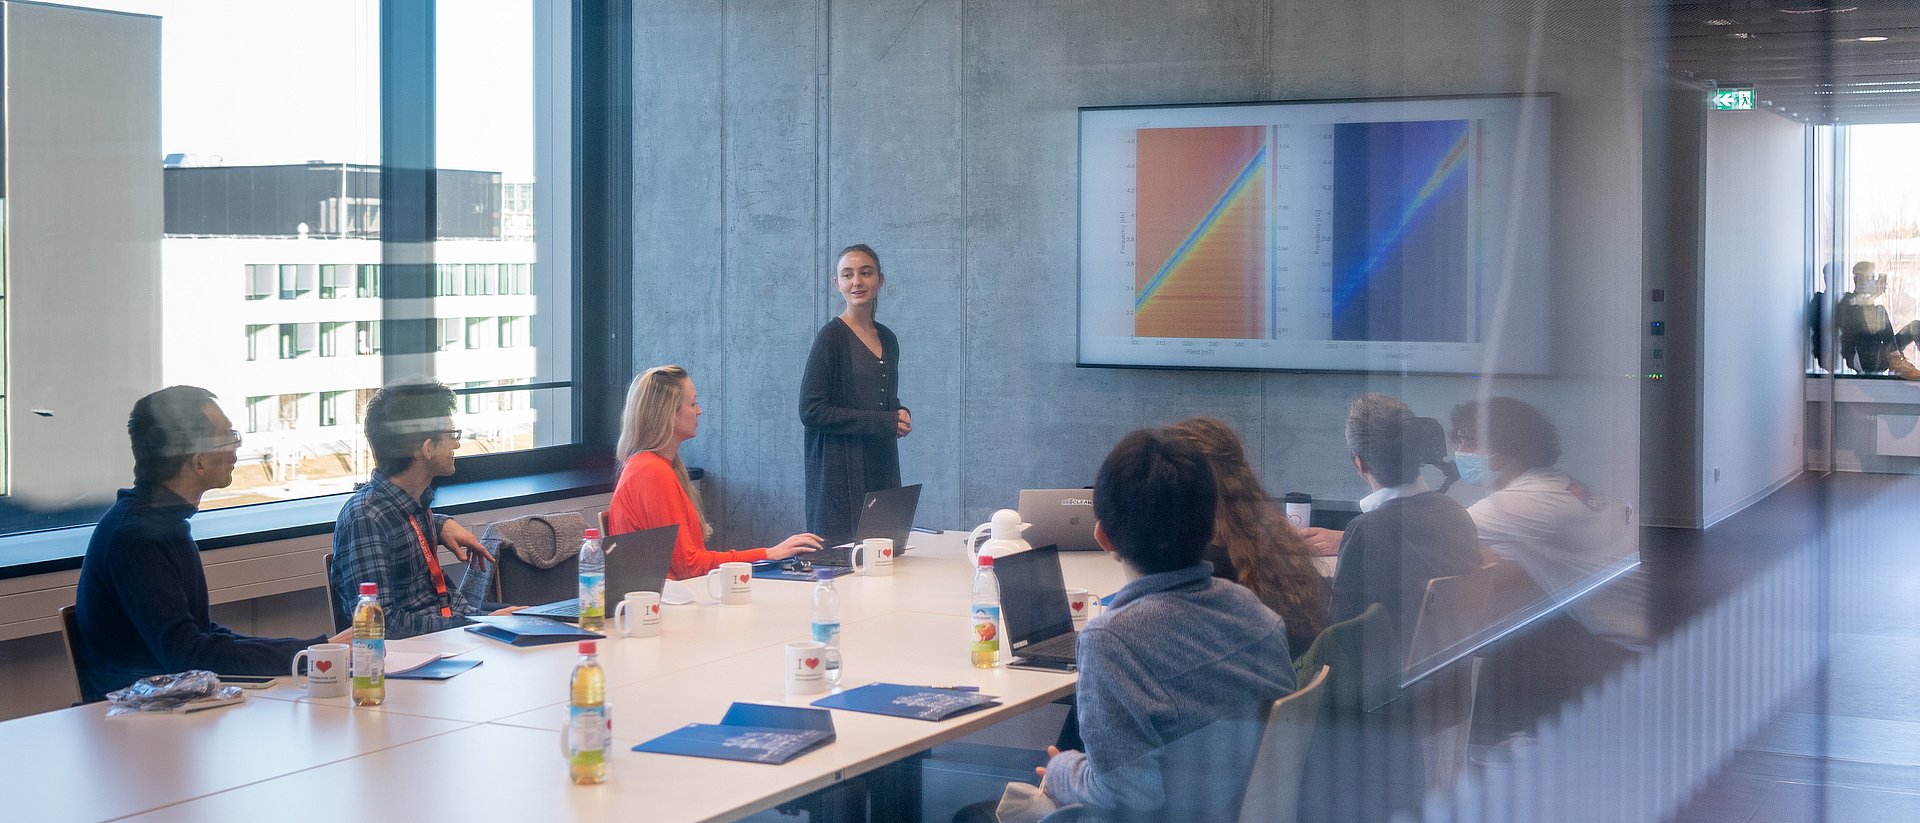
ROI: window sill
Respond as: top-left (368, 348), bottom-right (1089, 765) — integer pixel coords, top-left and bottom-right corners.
top-left (0, 460), bottom-right (616, 581)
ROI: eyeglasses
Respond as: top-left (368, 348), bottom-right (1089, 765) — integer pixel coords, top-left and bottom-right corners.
top-left (440, 429), bottom-right (464, 442)
top-left (212, 430), bottom-right (243, 450)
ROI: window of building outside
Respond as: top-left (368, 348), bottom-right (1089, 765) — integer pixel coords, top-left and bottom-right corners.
top-left (1833, 123), bottom-right (1920, 377)
top-left (0, 0), bottom-right (582, 536)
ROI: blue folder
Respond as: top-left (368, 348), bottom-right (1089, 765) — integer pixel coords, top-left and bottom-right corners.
top-left (810, 683), bottom-right (1001, 721)
top-left (750, 561), bottom-right (854, 582)
top-left (633, 702), bottom-right (836, 764)
top-left (386, 658), bottom-right (483, 680)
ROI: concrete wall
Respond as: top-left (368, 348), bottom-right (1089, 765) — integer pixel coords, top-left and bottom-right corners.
top-left (1701, 109), bottom-right (1806, 524)
top-left (633, 0), bottom-right (1647, 547)
top-left (4, 4), bottom-right (162, 508)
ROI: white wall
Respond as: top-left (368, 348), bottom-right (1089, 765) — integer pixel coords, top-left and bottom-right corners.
top-left (1701, 109), bottom-right (1807, 524)
top-left (3, 4), bottom-right (162, 508)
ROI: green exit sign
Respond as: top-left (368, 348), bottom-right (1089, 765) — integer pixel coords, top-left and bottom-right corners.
top-left (1711, 87), bottom-right (1755, 110)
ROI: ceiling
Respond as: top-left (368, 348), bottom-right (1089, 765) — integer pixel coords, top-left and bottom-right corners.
top-left (1479, 1), bottom-right (1920, 125)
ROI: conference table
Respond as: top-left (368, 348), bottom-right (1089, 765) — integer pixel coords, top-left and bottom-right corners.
top-left (0, 531), bottom-right (1150, 823)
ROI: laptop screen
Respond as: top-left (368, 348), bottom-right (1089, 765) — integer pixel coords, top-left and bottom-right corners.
top-left (852, 483), bottom-right (922, 552)
top-left (994, 545), bottom-right (1075, 651)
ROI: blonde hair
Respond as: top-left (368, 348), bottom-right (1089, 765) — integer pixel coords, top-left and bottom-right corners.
top-left (1164, 416), bottom-right (1330, 643)
top-left (617, 365), bottom-right (710, 538)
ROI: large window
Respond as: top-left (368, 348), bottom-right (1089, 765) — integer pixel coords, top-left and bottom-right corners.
top-left (0, 0), bottom-right (616, 538)
top-left (1813, 124), bottom-right (1920, 376)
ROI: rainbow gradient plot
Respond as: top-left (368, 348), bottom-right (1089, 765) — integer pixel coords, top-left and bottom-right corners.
top-left (1132, 126), bottom-right (1269, 339)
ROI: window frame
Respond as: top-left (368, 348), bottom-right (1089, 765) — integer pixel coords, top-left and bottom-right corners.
top-left (0, 1), bottom-right (629, 566)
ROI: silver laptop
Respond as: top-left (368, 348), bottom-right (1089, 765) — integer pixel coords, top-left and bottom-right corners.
top-left (1019, 489), bottom-right (1100, 552)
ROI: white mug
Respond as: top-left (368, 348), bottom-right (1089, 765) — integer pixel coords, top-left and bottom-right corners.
top-left (852, 537), bottom-right (895, 576)
top-left (705, 561), bottom-right (754, 605)
top-left (614, 591), bottom-right (663, 638)
top-left (1283, 493), bottom-right (1313, 529)
top-left (784, 640), bottom-right (828, 695)
top-left (1066, 588), bottom-right (1104, 627)
top-left (290, 643), bottom-right (350, 698)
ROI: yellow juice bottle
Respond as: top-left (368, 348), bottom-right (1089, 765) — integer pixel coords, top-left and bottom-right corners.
top-left (350, 582), bottom-right (385, 706)
top-left (567, 640), bottom-right (610, 784)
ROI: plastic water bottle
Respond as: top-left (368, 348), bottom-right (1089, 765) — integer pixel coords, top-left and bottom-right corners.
top-left (811, 569), bottom-right (842, 687)
top-left (578, 528), bottom-right (606, 631)
top-left (351, 582), bottom-right (385, 705)
top-left (566, 640), bottom-right (610, 784)
top-left (971, 555), bottom-right (1003, 668)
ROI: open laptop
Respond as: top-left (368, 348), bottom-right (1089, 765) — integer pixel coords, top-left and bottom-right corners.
top-left (1019, 488), bottom-right (1100, 552)
top-left (810, 484), bottom-right (922, 567)
top-left (516, 524), bottom-right (678, 621)
top-left (996, 544), bottom-right (1079, 669)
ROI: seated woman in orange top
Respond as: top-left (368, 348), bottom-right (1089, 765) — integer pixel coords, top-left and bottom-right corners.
top-left (608, 365), bottom-right (820, 579)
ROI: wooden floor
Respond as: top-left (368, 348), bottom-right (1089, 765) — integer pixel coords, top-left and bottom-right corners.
top-left (1670, 472), bottom-right (1920, 823)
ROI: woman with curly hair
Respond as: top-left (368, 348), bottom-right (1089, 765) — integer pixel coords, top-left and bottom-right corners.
top-left (1165, 416), bottom-right (1330, 659)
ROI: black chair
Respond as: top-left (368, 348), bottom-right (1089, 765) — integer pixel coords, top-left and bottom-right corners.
top-left (322, 553), bottom-right (349, 633)
top-left (58, 604), bottom-right (98, 704)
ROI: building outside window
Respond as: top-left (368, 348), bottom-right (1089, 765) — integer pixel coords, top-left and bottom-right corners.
top-left (246, 264), bottom-right (274, 300)
top-left (356, 263), bottom-right (381, 298)
top-left (1, 0), bottom-right (584, 531)
top-left (279, 323), bottom-right (317, 359)
top-left (245, 324), bottom-right (271, 361)
top-left (245, 395), bottom-right (274, 434)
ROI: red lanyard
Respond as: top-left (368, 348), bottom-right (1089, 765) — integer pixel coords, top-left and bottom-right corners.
top-left (408, 514), bottom-right (453, 618)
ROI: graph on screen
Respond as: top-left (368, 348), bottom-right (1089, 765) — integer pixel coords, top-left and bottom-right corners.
top-left (1078, 96), bottom-right (1550, 374)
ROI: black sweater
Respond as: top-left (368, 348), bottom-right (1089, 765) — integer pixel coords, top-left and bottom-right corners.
top-left (1329, 491), bottom-right (1483, 646)
top-left (74, 486), bottom-right (323, 701)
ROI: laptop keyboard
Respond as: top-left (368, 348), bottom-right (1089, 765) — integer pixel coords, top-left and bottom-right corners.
top-left (808, 545), bottom-right (858, 567)
top-left (1018, 632), bottom-right (1078, 661)
top-left (527, 601), bottom-right (580, 617)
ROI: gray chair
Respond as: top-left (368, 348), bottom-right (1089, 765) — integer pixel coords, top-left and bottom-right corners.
top-left (1296, 602), bottom-right (1397, 712)
top-left (322, 553), bottom-right (350, 633)
top-left (59, 604), bottom-right (95, 704)
top-left (1238, 665), bottom-right (1332, 823)
top-left (1402, 567), bottom-right (1496, 790)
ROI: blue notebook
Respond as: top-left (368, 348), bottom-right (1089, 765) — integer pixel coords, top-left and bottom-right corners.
top-left (633, 703), bottom-right (836, 764)
top-left (810, 683), bottom-right (1001, 721)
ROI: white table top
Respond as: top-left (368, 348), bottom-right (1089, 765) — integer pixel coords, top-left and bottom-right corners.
top-left (9, 531), bottom-right (1134, 823)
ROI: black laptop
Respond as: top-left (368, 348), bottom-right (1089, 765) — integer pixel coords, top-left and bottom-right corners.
top-left (811, 484), bottom-right (922, 567)
top-left (996, 545), bottom-right (1079, 668)
top-left (516, 524), bottom-right (678, 621)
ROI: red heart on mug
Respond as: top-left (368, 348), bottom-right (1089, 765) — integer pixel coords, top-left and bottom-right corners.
top-left (649, 604), bottom-right (660, 614)
top-left (315, 660), bottom-right (333, 673)
top-left (738, 574), bottom-right (750, 584)
top-left (804, 658), bottom-right (820, 669)
top-left (881, 548), bottom-right (892, 558)
top-left (1071, 602), bottom-right (1084, 612)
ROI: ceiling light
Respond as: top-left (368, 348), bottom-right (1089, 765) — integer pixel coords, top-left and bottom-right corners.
top-left (1857, 35), bottom-right (1890, 42)
top-left (1779, 3), bottom-right (1858, 13)
top-left (1728, 32), bottom-right (1756, 39)
top-left (1703, 19), bottom-right (1736, 26)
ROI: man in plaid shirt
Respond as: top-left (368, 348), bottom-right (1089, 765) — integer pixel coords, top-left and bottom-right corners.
top-left (330, 381), bottom-right (512, 639)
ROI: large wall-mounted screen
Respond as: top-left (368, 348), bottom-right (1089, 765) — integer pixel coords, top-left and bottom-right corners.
top-left (1078, 95), bottom-right (1552, 374)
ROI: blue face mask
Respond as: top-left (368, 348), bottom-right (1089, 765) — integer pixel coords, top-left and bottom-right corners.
top-left (1453, 451), bottom-right (1491, 486)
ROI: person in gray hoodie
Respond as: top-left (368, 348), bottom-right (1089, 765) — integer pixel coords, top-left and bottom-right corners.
top-left (974, 427), bottom-right (1297, 823)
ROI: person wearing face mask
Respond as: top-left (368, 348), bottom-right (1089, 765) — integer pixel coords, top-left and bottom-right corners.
top-left (1448, 397), bottom-right (1646, 650)
top-left (799, 244), bottom-right (911, 546)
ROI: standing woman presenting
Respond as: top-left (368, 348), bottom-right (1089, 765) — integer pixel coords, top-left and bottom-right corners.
top-left (800, 244), bottom-right (911, 545)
